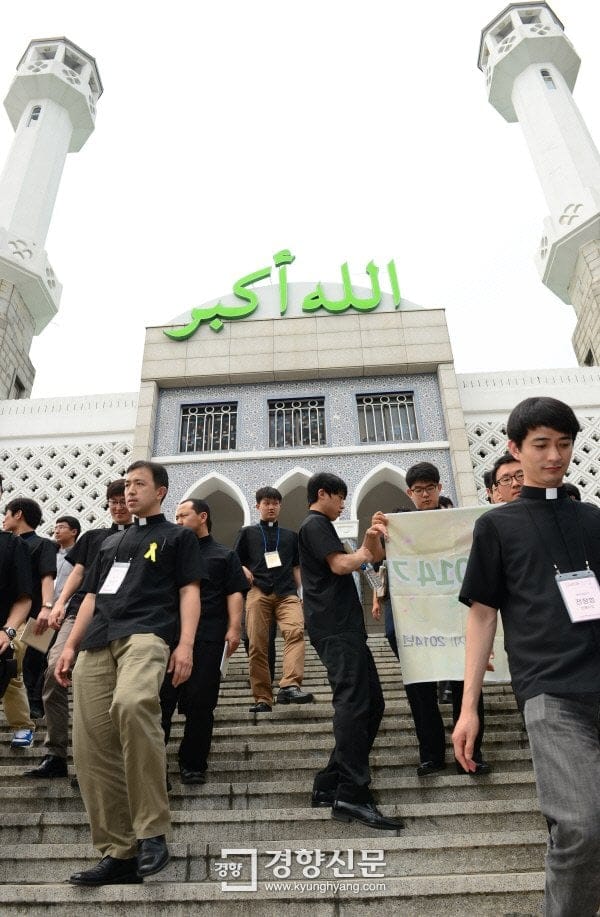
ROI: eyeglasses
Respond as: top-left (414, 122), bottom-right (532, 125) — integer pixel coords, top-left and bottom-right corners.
top-left (108, 499), bottom-right (127, 507)
top-left (410, 484), bottom-right (438, 496)
top-left (494, 470), bottom-right (524, 487)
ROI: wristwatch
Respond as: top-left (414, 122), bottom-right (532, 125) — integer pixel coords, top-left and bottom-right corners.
top-left (43, 602), bottom-right (53, 609)
top-left (2, 627), bottom-right (16, 640)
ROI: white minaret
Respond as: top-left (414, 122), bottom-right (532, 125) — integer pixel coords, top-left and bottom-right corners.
top-left (479, 3), bottom-right (600, 365)
top-left (0, 37), bottom-right (102, 398)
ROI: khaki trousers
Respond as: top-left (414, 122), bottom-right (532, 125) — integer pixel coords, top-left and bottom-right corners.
top-left (43, 616), bottom-right (76, 758)
top-left (246, 588), bottom-right (305, 704)
top-left (72, 633), bottom-right (171, 859)
top-left (3, 624), bottom-right (34, 731)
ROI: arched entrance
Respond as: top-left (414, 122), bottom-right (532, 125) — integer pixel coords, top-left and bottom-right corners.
top-left (182, 473), bottom-right (250, 547)
top-left (275, 467), bottom-right (311, 533)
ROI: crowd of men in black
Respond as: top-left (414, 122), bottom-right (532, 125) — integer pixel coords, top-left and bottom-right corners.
top-left (0, 396), bottom-right (598, 916)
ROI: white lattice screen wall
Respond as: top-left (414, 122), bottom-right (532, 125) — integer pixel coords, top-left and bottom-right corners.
top-left (467, 417), bottom-right (600, 505)
top-left (0, 440), bottom-right (133, 534)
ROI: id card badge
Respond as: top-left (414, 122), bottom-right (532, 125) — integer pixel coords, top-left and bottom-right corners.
top-left (99, 561), bottom-right (131, 595)
top-left (555, 570), bottom-right (600, 623)
top-left (264, 550), bottom-right (282, 569)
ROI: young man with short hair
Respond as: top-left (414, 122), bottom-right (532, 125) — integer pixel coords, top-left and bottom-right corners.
top-left (491, 452), bottom-right (523, 504)
top-left (24, 481), bottom-right (132, 780)
top-left (403, 462), bottom-right (488, 777)
top-left (55, 461), bottom-right (202, 886)
top-left (299, 471), bottom-right (403, 831)
top-left (234, 486), bottom-right (313, 712)
top-left (161, 498), bottom-right (247, 784)
top-left (454, 397), bottom-right (600, 916)
top-left (52, 515), bottom-right (81, 602)
top-left (0, 474), bottom-right (33, 732)
top-left (3, 497), bottom-right (57, 728)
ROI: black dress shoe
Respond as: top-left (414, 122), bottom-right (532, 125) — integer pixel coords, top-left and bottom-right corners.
top-left (23, 755), bottom-right (68, 779)
top-left (180, 766), bottom-right (207, 785)
top-left (28, 705), bottom-right (44, 720)
top-left (455, 758), bottom-right (492, 776)
top-left (136, 835), bottom-right (170, 877)
top-left (332, 799), bottom-right (404, 831)
top-left (416, 760), bottom-right (446, 777)
top-left (249, 702), bottom-right (272, 713)
top-left (69, 856), bottom-right (142, 886)
top-left (276, 686), bottom-right (315, 705)
top-left (311, 788), bottom-right (335, 808)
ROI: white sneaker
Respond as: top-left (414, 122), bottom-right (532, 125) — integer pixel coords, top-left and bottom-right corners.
top-left (11, 729), bottom-right (34, 748)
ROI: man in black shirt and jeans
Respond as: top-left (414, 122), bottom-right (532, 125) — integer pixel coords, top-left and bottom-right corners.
top-left (454, 397), bottom-right (600, 917)
top-left (235, 486), bottom-right (313, 712)
top-left (299, 471), bottom-right (403, 832)
top-left (55, 461), bottom-right (202, 887)
top-left (161, 497), bottom-right (248, 783)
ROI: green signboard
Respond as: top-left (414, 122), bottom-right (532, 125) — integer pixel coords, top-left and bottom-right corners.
top-left (163, 250), bottom-right (401, 341)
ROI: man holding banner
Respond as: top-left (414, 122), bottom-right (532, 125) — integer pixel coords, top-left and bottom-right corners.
top-left (453, 397), bottom-right (600, 917)
top-left (398, 462), bottom-right (489, 777)
top-left (299, 471), bottom-right (404, 832)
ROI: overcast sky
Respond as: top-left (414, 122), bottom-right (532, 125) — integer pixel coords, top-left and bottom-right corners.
top-left (2, 1), bottom-right (599, 399)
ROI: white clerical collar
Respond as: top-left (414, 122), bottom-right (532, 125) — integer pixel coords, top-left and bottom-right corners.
top-left (545, 488), bottom-right (558, 500)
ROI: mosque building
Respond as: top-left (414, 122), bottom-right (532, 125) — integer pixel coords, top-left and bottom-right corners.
top-left (2, 5), bottom-right (600, 585)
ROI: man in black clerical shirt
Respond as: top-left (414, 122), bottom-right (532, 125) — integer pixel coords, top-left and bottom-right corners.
top-left (24, 479), bottom-right (133, 780)
top-left (454, 397), bottom-right (600, 917)
top-left (0, 508), bottom-right (32, 707)
top-left (161, 498), bottom-right (247, 784)
top-left (399, 462), bottom-right (489, 778)
top-left (234, 486), bottom-right (313, 712)
top-left (299, 471), bottom-right (403, 832)
top-left (55, 461), bottom-right (202, 887)
top-left (3, 497), bottom-right (57, 723)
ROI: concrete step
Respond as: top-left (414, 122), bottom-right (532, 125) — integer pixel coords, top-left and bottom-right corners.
top-left (0, 769), bottom-right (539, 812)
top-left (0, 829), bottom-right (546, 884)
top-left (0, 873), bottom-right (545, 915)
top-left (0, 633), bottom-right (543, 913)
top-left (0, 799), bottom-right (547, 844)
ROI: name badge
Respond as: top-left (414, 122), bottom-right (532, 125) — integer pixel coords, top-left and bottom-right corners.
top-left (99, 561), bottom-right (131, 595)
top-left (264, 550), bottom-right (282, 569)
top-left (555, 570), bottom-right (600, 623)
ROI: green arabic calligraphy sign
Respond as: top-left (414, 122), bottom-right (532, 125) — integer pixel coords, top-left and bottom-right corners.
top-left (163, 250), bottom-right (401, 341)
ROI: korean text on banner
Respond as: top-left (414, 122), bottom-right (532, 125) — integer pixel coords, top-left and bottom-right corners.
top-left (387, 506), bottom-right (510, 685)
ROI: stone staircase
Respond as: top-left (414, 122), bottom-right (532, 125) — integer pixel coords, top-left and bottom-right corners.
top-left (0, 637), bottom-right (546, 915)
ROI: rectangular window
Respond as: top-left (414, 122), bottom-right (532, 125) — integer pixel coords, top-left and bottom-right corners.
top-left (179, 402), bottom-right (237, 453)
top-left (356, 392), bottom-right (418, 443)
top-left (268, 397), bottom-right (326, 448)
top-left (519, 10), bottom-right (542, 26)
top-left (540, 68), bottom-right (556, 90)
top-left (492, 18), bottom-right (513, 43)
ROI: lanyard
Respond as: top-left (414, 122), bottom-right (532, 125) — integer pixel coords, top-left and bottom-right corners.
top-left (258, 524), bottom-right (280, 554)
top-left (523, 500), bottom-right (590, 575)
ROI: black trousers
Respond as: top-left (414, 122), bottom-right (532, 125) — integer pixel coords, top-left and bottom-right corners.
top-left (404, 680), bottom-right (485, 765)
top-left (160, 639), bottom-right (223, 772)
top-left (22, 646), bottom-right (47, 712)
top-left (312, 633), bottom-right (385, 803)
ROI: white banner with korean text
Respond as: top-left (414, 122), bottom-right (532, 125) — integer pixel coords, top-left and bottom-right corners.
top-left (387, 507), bottom-right (510, 685)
